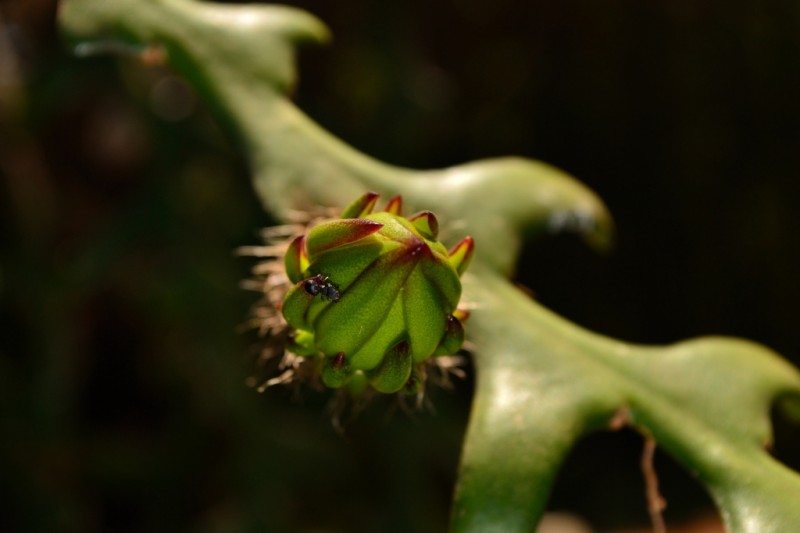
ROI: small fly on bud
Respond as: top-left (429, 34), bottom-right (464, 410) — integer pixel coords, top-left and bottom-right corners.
top-left (303, 274), bottom-right (341, 302)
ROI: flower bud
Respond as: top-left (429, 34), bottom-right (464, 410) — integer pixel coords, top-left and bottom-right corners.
top-left (282, 192), bottom-right (474, 394)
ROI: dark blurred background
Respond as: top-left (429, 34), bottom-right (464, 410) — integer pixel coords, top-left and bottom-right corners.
top-left (1, 0), bottom-right (799, 531)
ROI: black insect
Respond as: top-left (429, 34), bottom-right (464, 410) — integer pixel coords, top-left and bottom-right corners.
top-left (303, 274), bottom-right (341, 302)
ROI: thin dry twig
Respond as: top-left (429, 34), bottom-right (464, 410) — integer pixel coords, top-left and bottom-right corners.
top-left (641, 436), bottom-right (668, 533)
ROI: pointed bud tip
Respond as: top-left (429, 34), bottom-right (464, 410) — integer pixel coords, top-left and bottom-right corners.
top-left (341, 191), bottom-right (380, 218)
top-left (409, 211), bottom-right (439, 240)
top-left (306, 219), bottom-right (384, 256)
top-left (448, 236), bottom-right (475, 276)
top-left (385, 195), bottom-right (403, 215)
top-left (285, 235), bottom-right (308, 284)
top-left (452, 309), bottom-right (470, 322)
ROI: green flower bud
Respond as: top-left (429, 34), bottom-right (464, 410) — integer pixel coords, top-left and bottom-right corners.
top-left (281, 192), bottom-right (474, 394)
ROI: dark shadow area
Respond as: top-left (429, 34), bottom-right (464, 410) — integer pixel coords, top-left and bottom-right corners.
top-left (770, 396), bottom-right (800, 474)
top-left (547, 429), bottom-right (719, 532)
